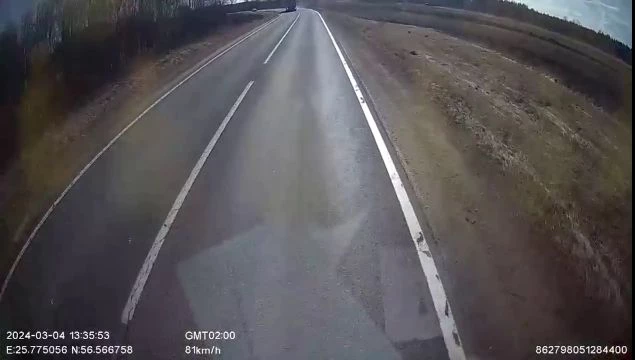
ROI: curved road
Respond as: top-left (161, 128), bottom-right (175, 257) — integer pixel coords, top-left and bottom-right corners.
top-left (1, 9), bottom-right (463, 360)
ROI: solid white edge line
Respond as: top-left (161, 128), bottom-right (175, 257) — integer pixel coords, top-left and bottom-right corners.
top-left (121, 80), bottom-right (255, 324)
top-left (311, 9), bottom-right (467, 360)
top-left (263, 13), bottom-right (300, 64)
top-left (0, 15), bottom-right (279, 302)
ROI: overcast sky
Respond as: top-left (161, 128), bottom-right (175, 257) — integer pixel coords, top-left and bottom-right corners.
top-left (0, 0), bottom-right (632, 47)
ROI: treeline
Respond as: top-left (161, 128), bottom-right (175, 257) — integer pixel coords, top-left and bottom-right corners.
top-left (225, 0), bottom-right (289, 12)
top-left (368, 0), bottom-right (632, 65)
top-left (0, 0), bottom-right (237, 171)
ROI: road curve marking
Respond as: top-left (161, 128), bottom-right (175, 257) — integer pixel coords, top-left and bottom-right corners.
top-left (311, 9), bottom-right (467, 360)
top-left (264, 12), bottom-right (300, 64)
top-left (121, 81), bottom-right (255, 324)
top-left (0, 15), bottom-right (279, 302)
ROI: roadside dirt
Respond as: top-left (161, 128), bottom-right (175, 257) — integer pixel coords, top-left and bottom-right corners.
top-left (324, 11), bottom-right (631, 359)
top-left (0, 12), bottom-right (277, 286)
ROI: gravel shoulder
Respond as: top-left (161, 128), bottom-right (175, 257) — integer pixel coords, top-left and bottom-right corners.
top-left (323, 10), bottom-right (631, 359)
top-left (0, 12), bottom-right (278, 285)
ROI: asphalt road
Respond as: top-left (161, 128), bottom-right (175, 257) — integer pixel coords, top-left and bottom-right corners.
top-left (1, 9), bottom-right (458, 360)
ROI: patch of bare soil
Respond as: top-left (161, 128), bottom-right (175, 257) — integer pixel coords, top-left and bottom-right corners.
top-left (0, 12), bottom-right (277, 284)
top-left (324, 12), bottom-right (631, 359)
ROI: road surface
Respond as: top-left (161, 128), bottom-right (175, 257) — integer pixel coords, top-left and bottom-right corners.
top-left (1, 9), bottom-right (462, 359)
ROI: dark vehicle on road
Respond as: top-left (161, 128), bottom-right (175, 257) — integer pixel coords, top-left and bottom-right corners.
top-left (285, 0), bottom-right (296, 12)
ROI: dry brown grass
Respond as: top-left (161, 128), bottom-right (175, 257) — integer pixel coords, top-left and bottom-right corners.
top-left (316, 0), bottom-right (632, 308)
top-left (313, 1), bottom-right (631, 119)
top-left (321, 9), bottom-right (631, 357)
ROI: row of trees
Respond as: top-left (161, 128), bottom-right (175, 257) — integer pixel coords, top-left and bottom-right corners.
top-left (0, 0), bottom-right (236, 170)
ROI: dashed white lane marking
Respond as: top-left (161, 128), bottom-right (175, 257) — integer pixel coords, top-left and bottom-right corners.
top-left (311, 9), bottom-right (466, 360)
top-left (0, 15), bottom-right (279, 302)
top-left (264, 13), bottom-right (300, 64)
top-left (121, 81), bottom-right (255, 324)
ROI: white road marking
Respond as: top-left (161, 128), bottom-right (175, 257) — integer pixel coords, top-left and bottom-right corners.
top-left (312, 9), bottom-right (467, 360)
top-left (264, 13), bottom-right (300, 64)
top-left (0, 15), bottom-right (279, 302)
top-left (121, 81), bottom-right (255, 324)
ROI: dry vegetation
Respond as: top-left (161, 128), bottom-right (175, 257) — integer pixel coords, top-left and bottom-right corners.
top-left (314, 2), bottom-right (631, 357)
top-left (1, 0), bottom-right (231, 172)
top-left (316, 2), bottom-right (632, 117)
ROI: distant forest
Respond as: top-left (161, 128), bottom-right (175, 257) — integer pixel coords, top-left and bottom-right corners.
top-left (366, 0), bottom-right (632, 65)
